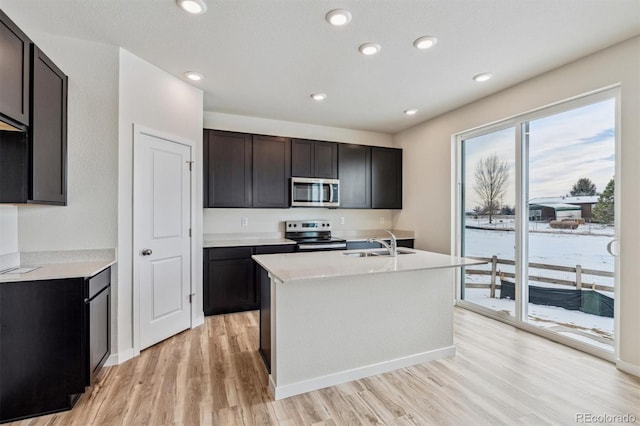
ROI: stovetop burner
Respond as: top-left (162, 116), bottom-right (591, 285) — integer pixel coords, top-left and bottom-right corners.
top-left (285, 220), bottom-right (347, 251)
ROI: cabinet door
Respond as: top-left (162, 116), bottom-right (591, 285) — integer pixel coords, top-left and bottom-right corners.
top-left (204, 130), bottom-right (252, 207)
top-left (338, 144), bottom-right (371, 208)
top-left (291, 138), bottom-right (314, 178)
top-left (291, 139), bottom-right (337, 179)
top-left (88, 286), bottom-right (110, 385)
top-left (314, 141), bottom-right (337, 179)
top-left (371, 147), bottom-right (402, 209)
top-left (204, 247), bottom-right (256, 315)
top-left (0, 278), bottom-right (85, 423)
top-left (252, 135), bottom-right (291, 208)
top-left (30, 46), bottom-right (67, 205)
top-left (0, 10), bottom-right (30, 126)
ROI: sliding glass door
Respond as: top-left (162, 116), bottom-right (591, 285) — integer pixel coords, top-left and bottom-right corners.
top-left (525, 98), bottom-right (616, 350)
top-left (460, 126), bottom-right (516, 319)
top-left (457, 89), bottom-right (618, 356)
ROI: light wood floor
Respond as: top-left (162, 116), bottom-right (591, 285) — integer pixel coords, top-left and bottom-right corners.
top-left (10, 308), bottom-right (640, 426)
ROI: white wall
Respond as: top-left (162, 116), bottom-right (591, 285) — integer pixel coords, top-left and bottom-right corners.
top-left (204, 112), bottom-right (393, 147)
top-left (203, 112), bottom-right (397, 234)
top-left (394, 37), bottom-right (640, 375)
top-left (8, 32), bottom-right (120, 252)
top-left (118, 49), bottom-right (204, 360)
top-left (204, 209), bottom-right (394, 235)
top-left (0, 206), bottom-right (18, 255)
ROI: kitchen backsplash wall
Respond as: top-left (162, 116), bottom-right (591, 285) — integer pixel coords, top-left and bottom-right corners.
top-left (203, 209), bottom-right (394, 234)
top-left (0, 206), bottom-right (18, 256)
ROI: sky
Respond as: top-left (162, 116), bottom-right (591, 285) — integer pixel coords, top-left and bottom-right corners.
top-left (463, 98), bottom-right (615, 210)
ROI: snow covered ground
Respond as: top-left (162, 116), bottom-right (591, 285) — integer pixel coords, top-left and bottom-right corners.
top-left (465, 216), bottom-right (615, 236)
top-left (462, 223), bottom-right (615, 349)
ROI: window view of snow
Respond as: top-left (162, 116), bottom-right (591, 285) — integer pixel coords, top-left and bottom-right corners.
top-left (462, 99), bottom-right (615, 350)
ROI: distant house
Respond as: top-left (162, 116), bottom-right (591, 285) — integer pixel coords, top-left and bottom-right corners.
top-left (529, 196), bottom-right (598, 221)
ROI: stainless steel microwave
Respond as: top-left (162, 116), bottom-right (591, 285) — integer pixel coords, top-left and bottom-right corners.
top-left (291, 177), bottom-right (340, 207)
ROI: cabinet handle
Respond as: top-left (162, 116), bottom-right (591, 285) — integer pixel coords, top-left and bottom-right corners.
top-left (141, 248), bottom-right (153, 256)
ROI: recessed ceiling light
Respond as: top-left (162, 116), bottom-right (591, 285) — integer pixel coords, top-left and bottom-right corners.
top-left (413, 36), bottom-right (438, 50)
top-left (184, 71), bottom-right (204, 81)
top-left (176, 0), bottom-right (207, 15)
top-left (472, 73), bottom-right (493, 82)
top-left (359, 43), bottom-right (381, 56)
top-left (310, 93), bottom-right (327, 101)
top-left (325, 9), bottom-right (352, 26)
top-left (404, 109), bottom-right (418, 116)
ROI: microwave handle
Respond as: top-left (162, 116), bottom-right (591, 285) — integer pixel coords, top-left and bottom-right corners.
top-left (329, 183), bottom-right (334, 203)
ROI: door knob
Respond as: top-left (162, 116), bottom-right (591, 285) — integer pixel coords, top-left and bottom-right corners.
top-left (141, 248), bottom-right (153, 256)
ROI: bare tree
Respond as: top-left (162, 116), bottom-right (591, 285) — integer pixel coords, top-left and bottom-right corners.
top-left (474, 154), bottom-right (509, 224)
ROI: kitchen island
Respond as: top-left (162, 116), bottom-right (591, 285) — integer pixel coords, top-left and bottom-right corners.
top-left (252, 248), bottom-right (484, 400)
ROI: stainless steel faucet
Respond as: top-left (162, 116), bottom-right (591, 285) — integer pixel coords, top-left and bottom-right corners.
top-left (367, 230), bottom-right (397, 257)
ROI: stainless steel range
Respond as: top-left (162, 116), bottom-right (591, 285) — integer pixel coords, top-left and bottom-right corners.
top-left (285, 220), bottom-right (347, 251)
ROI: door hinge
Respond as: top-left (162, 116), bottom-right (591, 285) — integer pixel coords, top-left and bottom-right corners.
top-left (189, 293), bottom-right (196, 303)
top-left (189, 228), bottom-right (192, 237)
top-left (186, 160), bottom-right (194, 171)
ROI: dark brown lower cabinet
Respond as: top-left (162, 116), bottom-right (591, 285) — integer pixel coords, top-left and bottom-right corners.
top-left (203, 245), bottom-right (296, 317)
top-left (0, 267), bottom-right (111, 423)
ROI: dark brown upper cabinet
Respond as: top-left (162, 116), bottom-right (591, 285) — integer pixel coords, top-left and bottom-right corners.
top-left (252, 135), bottom-right (291, 208)
top-left (30, 46), bottom-right (68, 205)
top-left (291, 138), bottom-right (337, 179)
top-left (338, 144), bottom-right (371, 209)
top-left (0, 9), bottom-right (31, 127)
top-left (371, 147), bottom-right (403, 209)
top-left (204, 130), bottom-right (252, 208)
top-left (0, 43), bottom-right (67, 205)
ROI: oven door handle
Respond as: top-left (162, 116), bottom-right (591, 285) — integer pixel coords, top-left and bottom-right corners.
top-left (298, 243), bottom-right (346, 250)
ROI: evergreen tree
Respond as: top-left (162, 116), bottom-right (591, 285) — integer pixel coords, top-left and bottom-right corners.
top-left (592, 177), bottom-right (614, 224)
top-left (570, 178), bottom-right (597, 196)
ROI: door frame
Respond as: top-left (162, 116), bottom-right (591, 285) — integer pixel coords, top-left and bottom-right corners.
top-left (452, 85), bottom-right (621, 362)
top-left (132, 124), bottom-right (196, 356)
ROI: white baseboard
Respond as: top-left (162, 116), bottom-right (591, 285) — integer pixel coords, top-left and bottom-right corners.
top-left (270, 346), bottom-right (456, 400)
top-left (616, 359), bottom-right (640, 377)
top-left (104, 348), bottom-right (136, 366)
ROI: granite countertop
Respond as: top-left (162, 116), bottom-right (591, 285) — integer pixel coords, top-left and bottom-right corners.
top-left (252, 248), bottom-right (484, 283)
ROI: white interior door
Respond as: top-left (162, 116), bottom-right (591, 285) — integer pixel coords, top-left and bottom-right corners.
top-left (134, 127), bottom-right (192, 350)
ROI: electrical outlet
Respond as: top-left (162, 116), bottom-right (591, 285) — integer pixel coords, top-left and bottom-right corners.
top-left (339, 216), bottom-right (345, 225)
top-left (379, 217), bottom-right (385, 224)
top-left (241, 217), bottom-right (248, 227)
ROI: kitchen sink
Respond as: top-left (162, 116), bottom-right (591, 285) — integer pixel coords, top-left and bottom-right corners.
top-left (343, 249), bottom-right (414, 257)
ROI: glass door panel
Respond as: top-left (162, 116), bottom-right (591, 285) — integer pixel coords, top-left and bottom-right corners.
top-left (461, 127), bottom-right (516, 317)
top-left (525, 98), bottom-right (616, 350)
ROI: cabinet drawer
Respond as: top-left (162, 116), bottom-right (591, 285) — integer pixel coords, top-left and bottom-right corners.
top-left (254, 244), bottom-right (296, 255)
top-left (88, 267), bottom-right (110, 299)
top-left (207, 246), bottom-right (253, 260)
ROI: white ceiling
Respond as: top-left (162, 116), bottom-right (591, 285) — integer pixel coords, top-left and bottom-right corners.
top-left (2, 0), bottom-right (639, 134)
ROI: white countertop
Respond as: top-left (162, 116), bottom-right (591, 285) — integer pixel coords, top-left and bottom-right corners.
top-left (203, 229), bottom-right (415, 248)
top-left (333, 229), bottom-right (415, 241)
top-left (204, 237), bottom-right (296, 248)
top-left (252, 248), bottom-right (485, 283)
top-left (0, 260), bottom-right (115, 283)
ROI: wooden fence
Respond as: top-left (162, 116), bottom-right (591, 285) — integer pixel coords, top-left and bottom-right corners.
top-left (464, 256), bottom-right (614, 298)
